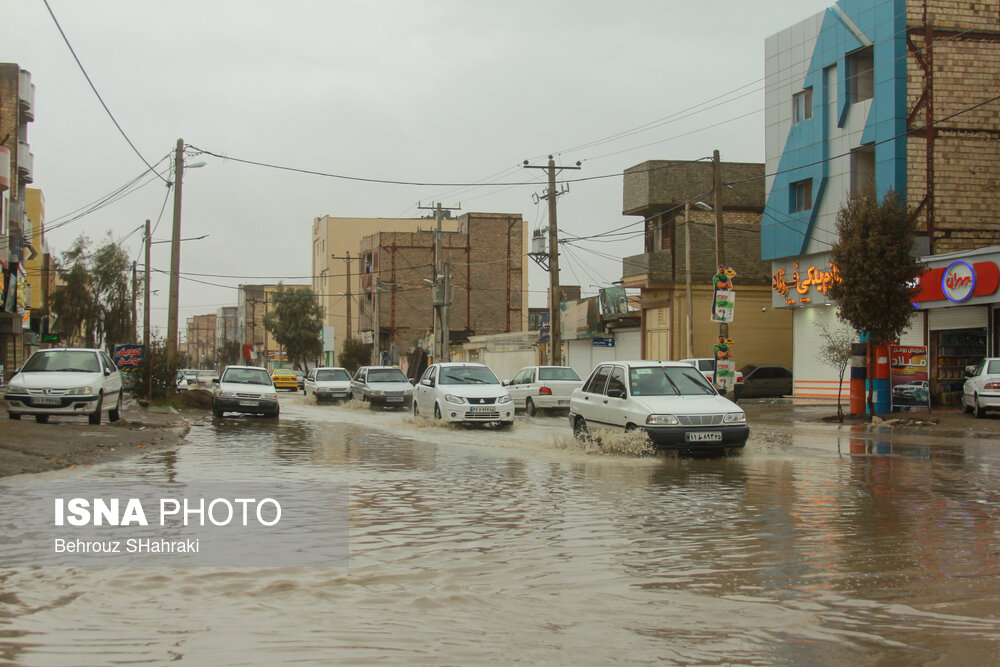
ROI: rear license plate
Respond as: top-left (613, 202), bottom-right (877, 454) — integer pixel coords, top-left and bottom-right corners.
top-left (33, 397), bottom-right (60, 406)
top-left (557, 400), bottom-right (569, 406)
top-left (685, 431), bottom-right (722, 442)
top-left (239, 400), bottom-right (260, 407)
top-left (470, 406), bottom-right (493, 413)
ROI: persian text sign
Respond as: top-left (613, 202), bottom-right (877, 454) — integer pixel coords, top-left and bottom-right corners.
top-left (889, 344), bottom-right (930, 411)
top-left (772, 261), bottom-right (840, 305)
top-left (114, 344), bottom-right (144, 369)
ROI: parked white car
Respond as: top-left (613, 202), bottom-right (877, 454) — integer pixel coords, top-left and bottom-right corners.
top-left (678, 357), bottom-right (744, 388)
top-left (212, 365), bottom-right (279, 418)
top-left (505, 365), bottom-right (582, 416)
top-left (412, 362), bottom-right (513, 427)
top-left (304, 367), bottom-right (353, 403)
top-left (4, 348), bottom-right (124, 425)
top-left (568, 360), bottom-right (748, 452)
top-left (963, 357), bottom-right (1000, 418)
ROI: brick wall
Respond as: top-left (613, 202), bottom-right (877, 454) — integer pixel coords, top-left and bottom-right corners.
top-left (906, 1), bottom-right (1000, 254)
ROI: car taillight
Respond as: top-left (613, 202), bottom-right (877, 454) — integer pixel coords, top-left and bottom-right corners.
top-left (539, 386), bottom-right (552, 395)
top-left (985, 382), bottom-right (1000, 390)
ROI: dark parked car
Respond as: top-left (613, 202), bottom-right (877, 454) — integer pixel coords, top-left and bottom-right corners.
top-left (734, 364), bottom-right (793, 400)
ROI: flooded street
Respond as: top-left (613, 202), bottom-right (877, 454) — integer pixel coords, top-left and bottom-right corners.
top-left (3, 395), bottom-right (1000, 665)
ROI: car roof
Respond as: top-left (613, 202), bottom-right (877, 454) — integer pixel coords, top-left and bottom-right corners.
top-left (433, 362), bottom-right (487, 367)
top-left (314, 367), bottom-right (349, 371)
top-left (359, 365), bottom-right (403, 370)
top-left (223, 365), bottom-right (267, 371)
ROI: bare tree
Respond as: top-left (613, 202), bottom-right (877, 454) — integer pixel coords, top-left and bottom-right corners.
top-left (815, 325), bottom-right (854, 423)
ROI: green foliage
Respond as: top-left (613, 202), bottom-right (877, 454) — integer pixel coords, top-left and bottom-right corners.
top-left (219, 340), bottom-right (242, 368)
top-left (49, 234), bottom-right (135, 353)
top-left (133, 333), bottom-right (178, 401)
top-left (262, 284), bottom-right (323, 370)
top-left (829, 187), bottom-right (924, 347)
top-left (340, 338), bottom-right (371, 375)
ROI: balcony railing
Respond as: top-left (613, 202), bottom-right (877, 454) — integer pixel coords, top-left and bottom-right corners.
top-left (17, 142), bottom-right (33, 184)
top-left (18, 71), bottom-right (34, 122)
top-left (622, 249), bottom-right (674, 284)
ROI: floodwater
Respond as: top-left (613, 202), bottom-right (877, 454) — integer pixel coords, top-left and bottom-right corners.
top-left (3, 395), bottom-right (1000, 665)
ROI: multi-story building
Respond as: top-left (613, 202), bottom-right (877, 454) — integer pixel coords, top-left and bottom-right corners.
top-left (763, 0), bottom-right (1000, 404)
top-left (620, 159), bottom-right (793, 367)
top-left (236, 284), bottom-right (308, 370)
top-left (0, 64), bottom-right (35, 381)
top-left (185, 313), bottom-right (217, 368)
top-left (312, 215), bottom-right (462, 349)
top-left (24, 188), bottom-right (53, 350)
top-left (357, 212), bottom-right (527, 361)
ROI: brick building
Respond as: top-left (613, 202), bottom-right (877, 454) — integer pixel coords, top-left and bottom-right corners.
top-left (185, 313), bottom-right (217, 368)
top-left (764, 0), bottom-right (1000, 404)
top-left (0, 64), bottom-right (35, 381)
top-left (357, 212), bottom-right (526, 361)
top-left (621, 160), bottom-right (793, 367)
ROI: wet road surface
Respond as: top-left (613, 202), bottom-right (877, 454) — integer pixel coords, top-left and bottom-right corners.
top-left (2, 394), bottom-right (1000, 665)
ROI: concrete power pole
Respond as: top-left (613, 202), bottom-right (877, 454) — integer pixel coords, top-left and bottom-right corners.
top-left (143, 219), bottom-right (151, 402)
top-left (165, 138), bottom-right (184, 374)
top-left (330, 253), bottom-right (354, 342)
top-left (131, 260), bottom-right (138, 343)
top-left (418, 201), bottom-right (461, 362)
top-left (524, 156), bottom-right (580, 365)
top-left (370, 278), bottom-right (380, 365)
top-left (713, 149), bottom-right (728, 340)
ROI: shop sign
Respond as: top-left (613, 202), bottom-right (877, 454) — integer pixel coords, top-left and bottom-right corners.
top-left (888, 344), bottom-right (930, 412)
top-left (771, 261), bottom-right (840, 306)
top-left (913, 260), bottom-right (999, 307)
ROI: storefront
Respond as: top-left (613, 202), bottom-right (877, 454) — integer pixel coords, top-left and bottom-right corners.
top-left (913, 247), bottom-right (1000, 407)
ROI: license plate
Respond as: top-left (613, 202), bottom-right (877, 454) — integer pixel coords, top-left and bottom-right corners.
top-left (33, 397), bottom-right (60, 406)
top-left (387, 396), bottom-right (403, 402)
top-left (685, 431), bottom-right (722, 442)
top-left (470, 406), bottom-right (494, 413)
top-left (557, 400), bottom-right (569, 406)
top-left (238, 400), bottom-right (260, 407)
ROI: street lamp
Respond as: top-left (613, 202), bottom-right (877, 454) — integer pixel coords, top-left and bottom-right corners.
top-left (165, 139), bottom-right (206, 376)
top-left (685, 201), bottom-right (713, 358)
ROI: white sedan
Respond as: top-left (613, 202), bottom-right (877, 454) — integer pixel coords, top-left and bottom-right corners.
top-left (505, 365), bottom-right (582, 416)
top-left (304, 367), bottom-right (352, 403)
top-left (412, 362), bottom-right (514, 427)
top-left (962, 358), bottom-right (1000, 418)
top-left (4, 347), bottom-right (124, 425)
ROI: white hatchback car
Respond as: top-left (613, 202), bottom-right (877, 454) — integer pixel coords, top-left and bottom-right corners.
top-left (412, 362), bottom-right (514, 427)
top-left (4, 348), bottom-right (124, 425)
top-left (505, 365), bottom-right (583, 416)
top-left (304, 367), bottom-right (353, 403)
top-left (569, 360), bottom-right (748, 452)
top-left (963, 357), bottom-right (1000, 418)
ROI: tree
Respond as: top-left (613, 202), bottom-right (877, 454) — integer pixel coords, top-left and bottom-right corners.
top-left (262, 284), bottom-right (323, 370)
top-left (829, 186), bottom-right (924, 416)
top-left (815, 325), bottom-right (854, 423)
top-left (50, 237), bottom-right (95, 347)
top-left (339, 338), bottom-right (371, 375)
top-left (219, 340), bottom-right (242, 368)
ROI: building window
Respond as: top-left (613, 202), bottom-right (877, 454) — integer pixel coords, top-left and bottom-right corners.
top-left (850, 146), bottom-right (875, 195)
top-left (793, 88), bottom-right (813, 122)
top-left (791, 179), bottom-right (812, 212)
top-left (847, 46), bottom-right (874, 103)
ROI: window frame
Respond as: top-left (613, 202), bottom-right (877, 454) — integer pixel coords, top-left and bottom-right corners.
top-left (791, 179), bottom-right (813, 213)
top-left (792, 87), bottom-right (813, 123)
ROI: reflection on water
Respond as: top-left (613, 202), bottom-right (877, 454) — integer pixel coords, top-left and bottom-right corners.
top-left (3, 402), bottom-right (1000, 665)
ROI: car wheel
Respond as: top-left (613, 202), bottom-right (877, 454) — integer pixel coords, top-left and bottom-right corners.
top-left (434, 402), bottom-right (443, 421)
top-left (109, 392), bottom-right (123, 422)
top-left (496, 421), bottom-right (514, 430)
top-left (975, 394), bottom-right (986, 419)
top-left (8, 413), bottom-right (20, 420)
top-left (573, 416), bottom-right (589, 441)
top-left (412, 399), bottom-right (420, 417)
top-left (35, 414), bottom-right (49, 424)
top-left (270, 405), bottom-right (280, 419)
top-left (525, 397), bottom-right (536, 417)
top-left (963, 394), bottom-right (974, 414)
top-left (213, 401), bottom-right (225, 418)
top-left (88, 392), bottom-right (103, 425)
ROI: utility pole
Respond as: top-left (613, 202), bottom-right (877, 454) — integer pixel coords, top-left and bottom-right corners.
top-left (684, 203), bottom-right (694, 359)
top-left (330, 252), bottom-right (354, 341)
top-left (165, 138), bottom-right (184, 375)
top-left (713, 149), bottom-right (728, 340)
top-left (371, 278), bottom-right (380, 365)
top-left (524, 156), bottom-right (581, 365)
top-left (131, 260), bottom-right (138, 343)
top-left (418, 201), bottom-right (461, 362)
top-left (143, 219), bottom-right (151, 402)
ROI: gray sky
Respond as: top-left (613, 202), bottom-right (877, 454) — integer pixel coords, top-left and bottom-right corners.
top-left (10, 0), bottom-right (834, 336)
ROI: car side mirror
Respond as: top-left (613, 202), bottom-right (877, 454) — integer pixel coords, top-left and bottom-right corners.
top-left (607, 388), bottom-right (626, 399)
top-left (422, 378), bottom-right (433, 387)
top-left (409, 378), bottom-right (416, 385)
top-left (212, 378), bottom-right (220, 383)
top-left (104, 367), bottom-right (112, 376)
top-left (502, 380), bottom-right (509, 386)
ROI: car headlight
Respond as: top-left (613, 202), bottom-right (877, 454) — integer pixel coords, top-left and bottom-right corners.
top-left (370, 389), bottom-right (384, 397)
top-left (646, 414), bottom-right (679, 425)
top-left (218, 390), bottom-right (235, 398)
top-left (444, 394), bottom-right (467, 404)
top-left (71, 386), bottom-right (95, 395)
top-left (4, 386), bottom-right (28, 396)
top-left (497, 394), bottom-right (511, 404)
top-left (723, 412), bottom-right (747, 424)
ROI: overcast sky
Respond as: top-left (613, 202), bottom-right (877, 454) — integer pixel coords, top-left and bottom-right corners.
top-left (10, 0), bottom-right (834, 337)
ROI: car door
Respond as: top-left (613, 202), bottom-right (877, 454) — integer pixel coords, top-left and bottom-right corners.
top-left (602, 365), bottom-right (630, 429)
top-left (352, 368), bottom-right (367, 400)
top-left (304, 370), bottom-right (315, 396)
top-left (416, 365), bottom-right (437, 413)
top-left (99, 351), bottom-right (122, 401)
top-left (507, 368), bottom-right (528, 407)
top-left (577, 364), bottom-right (612, 426)
top-left (964, 360), bottom-right (985, 407)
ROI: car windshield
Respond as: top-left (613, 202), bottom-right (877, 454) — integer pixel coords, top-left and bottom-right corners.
top-left (22, 350), bottom-right (100, 373)
top-left (223, 368), bottom-right (272, 385)
top-left (273, 370), bottom-right (294, 376)
top-left (317, 369), bottom-right (351, 382)
top-left (440, 366), bottom-right (499, 385)
top-left (538, 367), bottom-right (581, 381)
top-left (197, 371), bottom-right (217, 380)
top-left (183, 369), bottom-right (199, 378)
top-left (368, 368), bottom-right (408, 383)
top-left (629, 366), bottom-right (717, 396)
